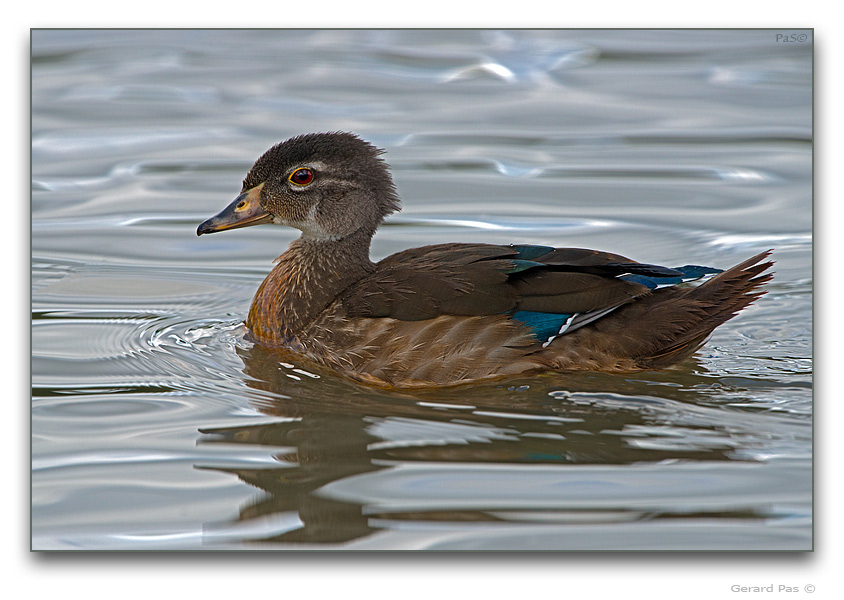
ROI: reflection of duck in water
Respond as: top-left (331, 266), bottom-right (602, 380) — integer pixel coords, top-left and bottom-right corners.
top-left (198, 132), bottom-right (772, 388)
top-left (202, 346), bottom-right (758, 545)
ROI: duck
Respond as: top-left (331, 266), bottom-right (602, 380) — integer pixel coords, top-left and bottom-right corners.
top-left (197, 132), bottom-right (773, 388)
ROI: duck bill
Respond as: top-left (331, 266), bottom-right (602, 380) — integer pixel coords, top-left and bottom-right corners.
top-left (197, 183), bottom-right (273, 235)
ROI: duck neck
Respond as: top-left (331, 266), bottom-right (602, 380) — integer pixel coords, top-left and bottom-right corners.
top-left (246, 227), bottom-right (376, 345)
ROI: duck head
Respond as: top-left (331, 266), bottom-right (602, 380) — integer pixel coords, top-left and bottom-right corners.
top-left (197, 132), bottom-right (401, 241)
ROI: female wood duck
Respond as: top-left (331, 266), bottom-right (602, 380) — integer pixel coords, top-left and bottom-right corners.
top-left (198, 132), bottom-right (773, 388)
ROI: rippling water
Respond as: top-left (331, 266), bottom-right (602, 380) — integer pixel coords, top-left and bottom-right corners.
top-left (31, 29), bottom-right (812, 550)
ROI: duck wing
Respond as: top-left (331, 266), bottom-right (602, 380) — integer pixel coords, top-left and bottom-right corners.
top-left (339, 244), bottom-right (697, 331)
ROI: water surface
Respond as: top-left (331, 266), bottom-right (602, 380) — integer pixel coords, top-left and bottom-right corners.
top-left (31, 29), bottom-right (812, 550)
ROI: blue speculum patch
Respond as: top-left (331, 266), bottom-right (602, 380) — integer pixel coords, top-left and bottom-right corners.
top-left (620, 265), bottom-right (722, 289)
top-left (511, 310), bottom-right (575, 342)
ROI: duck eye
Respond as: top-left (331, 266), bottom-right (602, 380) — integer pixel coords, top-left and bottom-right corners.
top-left (289, 168), bottom-right (314, 186)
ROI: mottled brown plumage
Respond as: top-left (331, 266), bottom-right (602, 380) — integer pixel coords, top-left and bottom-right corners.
top-left (198, 132), bottom-right (773, 388)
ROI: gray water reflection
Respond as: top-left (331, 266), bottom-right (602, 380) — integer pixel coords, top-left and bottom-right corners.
top-left (186, 344), bottom-right (810, 548)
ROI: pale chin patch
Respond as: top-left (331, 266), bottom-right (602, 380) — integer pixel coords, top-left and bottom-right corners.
top-left (273, 215), bottom-right (341, 241)
top-left (300, 226), bottom-right (342, 242)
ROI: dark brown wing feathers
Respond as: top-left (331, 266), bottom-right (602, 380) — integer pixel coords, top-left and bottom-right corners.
top-left (340, 243), bottom-right (654, 320)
